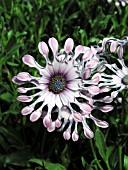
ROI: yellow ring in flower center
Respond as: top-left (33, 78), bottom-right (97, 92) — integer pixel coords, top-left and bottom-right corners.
top-left (49, 74), bottom-right (66, 94)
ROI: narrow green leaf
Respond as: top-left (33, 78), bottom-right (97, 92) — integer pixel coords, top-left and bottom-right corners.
top-left (95, 129), bottom-right (107, 161)
top-left (81, 156), bottom-right (86, 167)
top-left (109, 148), bottom-right (118, 168)
top-left (7, 61), bottom-right (19, 67)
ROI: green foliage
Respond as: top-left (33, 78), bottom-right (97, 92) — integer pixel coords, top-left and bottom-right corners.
top-left (0, 0), bottom-right (128, 169)
top-left (124, 155), bottom-right (128, 170)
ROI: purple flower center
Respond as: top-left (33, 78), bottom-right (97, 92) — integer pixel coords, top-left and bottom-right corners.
top-left (49, 74), bottom-right (66, 94)
top-left (122, 75), bottom-right (128, 85)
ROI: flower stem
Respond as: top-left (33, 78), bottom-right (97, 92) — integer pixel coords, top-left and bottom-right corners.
top-left (90, 139), bottom-right (104, 170)
top-left (105, 160), bottom-right (111, 170)
top-left (41, 129), bottom-right (46, 156)
top-left (118, 145), bottom-right (122, 170)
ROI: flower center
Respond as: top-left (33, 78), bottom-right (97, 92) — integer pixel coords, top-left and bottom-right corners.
top-left (49, 74), bottom-right (66, 94)
top-left (122, 75), bottom-right (128, 85)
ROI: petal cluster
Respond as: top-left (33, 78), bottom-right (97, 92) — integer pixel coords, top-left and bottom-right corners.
top-left (12, 36), bottom-right (128, 141)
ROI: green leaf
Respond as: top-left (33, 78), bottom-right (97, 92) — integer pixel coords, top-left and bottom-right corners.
top-left (0, 92), bottom-right (13, 102)
top-left (0, 135), bottom-right (8, 152)
top-left (44, 161), bottom-right (66, 170)
top-left (7, 61), bottom-right (19, 67)
top-left (109, 148), bottom-right (118, 168)
top-left (0, 126), bottom-right (24, 146)
top-left (1, 149), bottom-right (34, 167)
top-left (81, 156), bottom-right (86, 167)
top-left (5, 35), bottom-right (16, 52)
top-left (29, 158), bottom-right (43, 166)
top-left (95, 129), bottom-right (107, 161)
top-left (124, 155), bottom-right (128, 170)
top-left (29, 159), bottom-right (67, 170)
top-left (66, 12), bottom-right (79, 21)
top-left (106, 146), bottom-right (115, 160)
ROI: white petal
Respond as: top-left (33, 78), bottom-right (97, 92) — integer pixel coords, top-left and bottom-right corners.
top-left (12, 76), bottom-right (26, 85)
top-left (47, 122), bottom-right (56, 132)
top-left (17, 72), bottom-right (31, 81)
top-left (17, 87), bottom-right (27, 93)
top-left (110, 41), bottom-right (118, 53)
top-left (111, 75), bottom-right (122, 84)
top-left (48, 37), bottom-right (58, 57)
top-left (38, 41), bottom-right (49, 56)
top-left (53, 59), bottom-right (60, 74)
top-left (117, 46), bottom-right (123, 59)
top-left (75, 45), bottom-right (84, 56)
top-left (60, 106), bottom-right (71, 119)
top-left (63, 130), bottom-right (71, 140)
top-left (90, 115), bottom-right (109, 128)
top-left (44, 92), bottom-right (54, 105)
top-left (85, 59), bottom-right (99, 69)
top-left (38, 41), bottom-right (50, 64)
top-left (37, 88), bottom-right (50, 103)
top-left (64, 38), bottom-right (74, 54)
top-left (55, 119), bottom-right (62, 128)
top-left (88, 86), bottom-right (100, 95)
top-left (80, 103), bottom-right (92, 114)
top-left (73, 112), bottom-right (83, 122)
top-left (17, 95), bottom-right (33, 102)
top-left (22, 55), bottom-right (43, 69)
top-left (40, 77), bottom-right (50, 84)
top-left (56, 54), bottom-right (65, 62)
top-left (82, 69), bottom-right (91, 80)
top-left (116, 69), bottom-right (125, 78)
top-left (83, 123), bottom-right (94, 139)
top-left (21, 106), bottom-right (34, 115)
top-left (45, 64), bottom-right (54, 76)
top-left (67, 81), bottom-right (79, 91)
top-left (40, 68), bottom-right (51, 77)
top-left (91, 73), bottom-right (101, 84)
top-left (30, 110), bottom-right (41, 122)
top-left (55, 94), bottom-right (62, 108)
top-left (83, 47), bottom-right (93, 61)
top-left (49, 93), bottom-right (56, 107)
top-left (99, 105), bottom-right (113, 112)
top-left (65, 69), bottom-right (79, 81)
top-left (43, 115), bottom-right (52, 128)
top-left (72, 131), bottom-right (79, 141)
top-left (60, 92), bottom-right (69, 105)
top-left (102, 96), bottom-right (113, 103)
top-left (63, 89), bottom-right (75, 103)
top-left (111, 91), bottom-right (118, 98)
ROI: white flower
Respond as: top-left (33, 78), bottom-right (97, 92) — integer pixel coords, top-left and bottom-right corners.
top-left (99, 59), bottom-right (128, 98)
top-left (12, 37), bottom-right (113, 141)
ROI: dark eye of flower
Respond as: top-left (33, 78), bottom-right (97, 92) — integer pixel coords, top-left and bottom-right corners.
top-left (49, 74), bottom-right (66, 94)
top-left (122, 75), bottom-right (128, 85)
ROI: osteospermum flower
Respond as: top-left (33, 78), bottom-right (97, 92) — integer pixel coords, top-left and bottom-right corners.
top-left (96, 36), bottom-right (128, 99)
top-left (99, 59), bottom-right (128, 98)
top-left (12, 37), bottom-right (113, 141)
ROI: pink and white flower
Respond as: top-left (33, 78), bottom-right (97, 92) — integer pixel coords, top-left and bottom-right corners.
top-left (12, 37), bottom-right (113, 141)
top-left (99, 59), bottom-right (128, 98)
